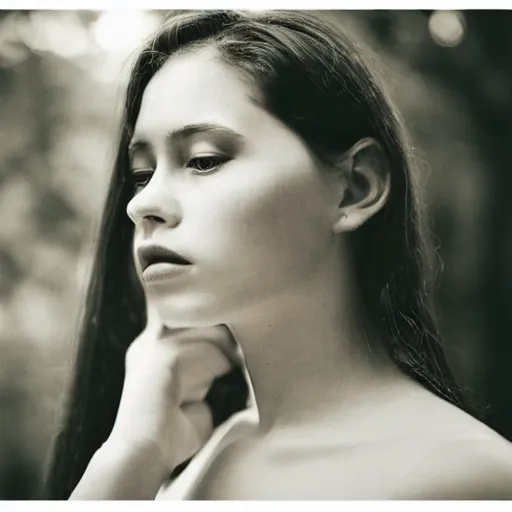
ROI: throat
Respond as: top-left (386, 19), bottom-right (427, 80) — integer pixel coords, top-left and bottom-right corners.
top-left (227, 290), bottom-right (394, 434)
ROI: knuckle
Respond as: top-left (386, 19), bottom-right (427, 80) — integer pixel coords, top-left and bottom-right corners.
top-left (166, 351), bottom-right (181, 372)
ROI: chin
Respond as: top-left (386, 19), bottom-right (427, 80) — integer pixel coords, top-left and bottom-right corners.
top-left (151, 292), bottom-right (230, 328)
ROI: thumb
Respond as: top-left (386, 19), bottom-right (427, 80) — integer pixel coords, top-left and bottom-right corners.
top-left (144, 300), bottom-right (166, 338)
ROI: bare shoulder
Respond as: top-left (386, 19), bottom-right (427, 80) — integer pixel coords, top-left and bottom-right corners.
top-left (390, 433), bottom-right (512, 499)
top-left (192, 381), bottom-right (512, 500)
top-left (385, 391), bottom-right (512, 500)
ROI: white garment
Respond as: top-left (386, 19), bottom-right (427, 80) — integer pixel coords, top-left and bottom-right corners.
top-left (155, 406), bottom-right (259, 500)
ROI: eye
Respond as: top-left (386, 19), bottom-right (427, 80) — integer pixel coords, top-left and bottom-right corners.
top-left (131, 169), bottom-right (153, 195)
top-left (187, 155), bottom-right (230, 175)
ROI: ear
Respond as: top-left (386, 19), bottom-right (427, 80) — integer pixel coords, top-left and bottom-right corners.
top-left (330, 137), bottom-right (391, 233)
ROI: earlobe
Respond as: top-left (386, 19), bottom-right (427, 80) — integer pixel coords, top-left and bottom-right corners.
top-left (332, 138), bottom-right (391, 233)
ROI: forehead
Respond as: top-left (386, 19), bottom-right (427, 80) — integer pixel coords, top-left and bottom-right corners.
top-left (133, 46), bottom-right (259, 137)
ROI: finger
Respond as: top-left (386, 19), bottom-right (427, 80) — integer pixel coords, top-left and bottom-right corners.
top-left (144, 299), bottom-right (166, 337)
top-left (181, 401), bottom-right (213, 451)
top-left (175, 342), bottom-right (233, 403)
top-left (163, 325), bottom-right (242, 368)
top-left (212, 326), bottom-right (244, 368)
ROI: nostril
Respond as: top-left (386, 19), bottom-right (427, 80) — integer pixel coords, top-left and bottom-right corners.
top-left (139, 207), bottom-right (181, 228)
top-left (146, 215), bottom-right (165, 223)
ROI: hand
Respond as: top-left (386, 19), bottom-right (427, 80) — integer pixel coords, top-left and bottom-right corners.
top-left (109, 302), bottom-right (242, 476)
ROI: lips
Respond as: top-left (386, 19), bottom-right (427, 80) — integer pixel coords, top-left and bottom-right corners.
top-left (137, 244), bottom-right (192, 272)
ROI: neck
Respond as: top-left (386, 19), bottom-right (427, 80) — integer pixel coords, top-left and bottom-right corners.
top-left (227, 254), bottom-right (398, 434)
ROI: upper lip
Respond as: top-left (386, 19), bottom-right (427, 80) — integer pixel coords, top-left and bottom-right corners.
top-left (137, 244), bottom-right (192, 271)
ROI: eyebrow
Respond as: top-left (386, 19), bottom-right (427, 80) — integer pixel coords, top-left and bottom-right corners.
top-left (128, 123), bottom-right (245, 155)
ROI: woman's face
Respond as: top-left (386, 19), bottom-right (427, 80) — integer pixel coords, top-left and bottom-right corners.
top-left (126, 46), bottom-right (338, 327)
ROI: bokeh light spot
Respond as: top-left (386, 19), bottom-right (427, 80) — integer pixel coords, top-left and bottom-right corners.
top-left (20, 12), bottom-right (91, 59)
top-left (91, 11), bottom-right (161, 55)
top-left (428, 10), bottom-right (466, 48)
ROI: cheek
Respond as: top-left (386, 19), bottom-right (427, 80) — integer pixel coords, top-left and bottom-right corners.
top-left (191, 160), bottom-right (330, 289)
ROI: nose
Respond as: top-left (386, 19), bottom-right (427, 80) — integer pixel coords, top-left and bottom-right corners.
top-left (126, 172), bottom-right (182, 229)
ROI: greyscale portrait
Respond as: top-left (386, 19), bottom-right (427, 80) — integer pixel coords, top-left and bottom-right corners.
top-left (1, 9), bottom-right (512, 501)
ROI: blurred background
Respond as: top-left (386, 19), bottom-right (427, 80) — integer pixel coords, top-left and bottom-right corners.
top-left (0, 9), bottom-right (511, 500)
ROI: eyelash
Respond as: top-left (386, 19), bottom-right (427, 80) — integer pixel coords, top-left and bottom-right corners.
top-left (131, 155), bottom-right (229, 194)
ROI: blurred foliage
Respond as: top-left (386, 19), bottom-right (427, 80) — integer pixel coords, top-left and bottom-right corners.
top-left (0, 9), bottom-right (511, 499)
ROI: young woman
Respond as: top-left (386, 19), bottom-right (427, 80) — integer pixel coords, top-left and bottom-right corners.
top-left (43, 10), bottom-right (512, 500)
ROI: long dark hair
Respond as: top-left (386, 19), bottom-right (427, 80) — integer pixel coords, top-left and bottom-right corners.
top-left (42, 10), bottom-right (475, 499)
